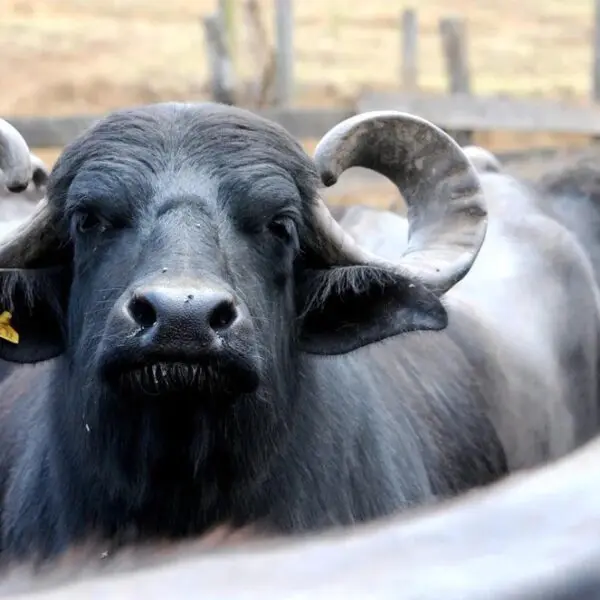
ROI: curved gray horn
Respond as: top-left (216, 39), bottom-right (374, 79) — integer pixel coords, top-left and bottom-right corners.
top-left (0, 119), bottom-right (34, 192)
top-left (463, 145), bottom-right (502, 174)
top-left (312, 111), bottom-right (488, 295)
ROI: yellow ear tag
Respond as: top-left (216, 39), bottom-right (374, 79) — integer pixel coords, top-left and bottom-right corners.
top-left (0, 311), bottom-right (19, 344)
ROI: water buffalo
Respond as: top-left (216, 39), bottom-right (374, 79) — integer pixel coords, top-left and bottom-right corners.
top-left (0, 120), bottom-right (39, 193)
top-left (0, 103), bottom-right (599, 562)
top-left (2, 435), bottom-right (600, 599)
top-left (535, 156), bottom-right (600, 288)
top-left (0, 119), bottom-right (48, 221)
top-left (0, 134), bottom-right (49, 387)
top-left (463, 144), bottom-right (503, 174)
top-left (0, 151), bottom-right (49, 219)
top-left (0, 155), bottom-right (48, 268)
top-left (335, 204), bottom-right (409, 261)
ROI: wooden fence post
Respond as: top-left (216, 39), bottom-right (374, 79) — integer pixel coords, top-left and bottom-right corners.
top-left (439, 16), bottom-right (473, 145)
top-left (203, 13), bottom-right (237, 105)
top-left (274, 0), bottom-right (294, 107)
top-left (400, 9), bottom-right (418, 92)
top-left (218, 0), bottom-right (237, 72)
top-left (242, 0), bottom-right (277, 109)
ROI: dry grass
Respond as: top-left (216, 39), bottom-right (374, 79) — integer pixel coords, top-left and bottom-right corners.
top-left (3, 0), bottom-right (598, 206)
top-left (1, 0), bottom-right (595, 116)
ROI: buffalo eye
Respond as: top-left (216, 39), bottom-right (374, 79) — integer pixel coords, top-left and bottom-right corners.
top-left (267, 217), bottom-right (297, 246)
top-left (73, 210), bottom-right (112, 234)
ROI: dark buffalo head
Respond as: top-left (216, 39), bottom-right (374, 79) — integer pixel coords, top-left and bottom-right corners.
top-left (0, 103), bottom-right (487, 505)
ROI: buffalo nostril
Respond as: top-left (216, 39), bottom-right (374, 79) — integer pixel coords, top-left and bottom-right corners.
top-left (7, 183), bottom-right (28, 194)
top-left (128, 295), bottom-right (158, 328)
top-left (208, 299), bottom-right (237, 331)
top-left (32, 168), bottom-right (48, 188)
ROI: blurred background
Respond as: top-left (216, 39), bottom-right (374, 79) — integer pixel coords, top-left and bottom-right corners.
top-left (2, 0), bottom-right (600, 207)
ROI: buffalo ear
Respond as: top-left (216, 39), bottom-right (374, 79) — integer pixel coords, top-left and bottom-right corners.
top-left (296, 265), bottom-right (447, 355)
top-left (0, 267), bottom-right (69, 363)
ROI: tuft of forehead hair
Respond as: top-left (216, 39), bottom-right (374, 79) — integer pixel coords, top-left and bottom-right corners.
top-left (48, 102), bottom-right (321, 222)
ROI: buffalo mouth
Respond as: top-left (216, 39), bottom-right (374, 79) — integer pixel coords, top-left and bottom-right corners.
top-left (104, 357), bottom-right (260, 399)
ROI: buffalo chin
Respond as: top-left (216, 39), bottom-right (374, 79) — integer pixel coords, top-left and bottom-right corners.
top-left (100, 356), bottom-right (261, 403)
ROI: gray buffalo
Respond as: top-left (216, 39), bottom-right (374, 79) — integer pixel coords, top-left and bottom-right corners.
top-left (535, 156), bottom-right (600, 289)
top-left (0, 119), bottom-right (48, 215)
top-left (0, 143), bottom-right (49, 385)
top-left (331, 145), bottom-right (502, 261)
top-left (463, 144), bottom-right (503, 174)
top-left (0, 147), bottom-right (49, 239)
top-left (335, 203), bottom-right (409, 261)
top-left (0, 133), bottom-right (49, 386)
top-left (2, 435), bottom-right (600, 599)
top-left (0, 104), bottom-right (598, 562)
top-left (0, 168), bottom-right (48, 244)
